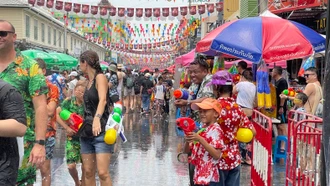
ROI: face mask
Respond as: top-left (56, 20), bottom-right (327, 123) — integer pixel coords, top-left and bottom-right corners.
top-left (293, 98), bottom-right (302, 105)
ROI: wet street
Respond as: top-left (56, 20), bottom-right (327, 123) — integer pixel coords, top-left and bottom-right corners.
top-left (35, 111), bottom-right (286, 186)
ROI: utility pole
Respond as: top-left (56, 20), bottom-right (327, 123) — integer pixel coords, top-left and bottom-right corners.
top-left (321, 2), bottom-right (330, 185)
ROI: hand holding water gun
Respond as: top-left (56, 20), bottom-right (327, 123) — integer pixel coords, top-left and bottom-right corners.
top-left (59, 110), bottom-right (83, 133)
top-left (173, 89), bottom-right (190, 100)
top-left (176, 117), bottom-right (196, 135)
top-left (104, 102), bottom-right (127, 145)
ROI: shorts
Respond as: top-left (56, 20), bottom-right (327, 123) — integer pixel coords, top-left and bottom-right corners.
top-left (17, 141), bottom-right (36, 186)
top-left (124, 87), bottom-right (135, 97)
top-left (155, 99), bottom-right (164, 106)
top-left (66, 137), bottom-right (81, 164)
top-left (276, 107), bottom-right (287, 124)
top-left (80, 133), bottom-right (115, 154)
top-left (45, 136), bottom-right (56, 160)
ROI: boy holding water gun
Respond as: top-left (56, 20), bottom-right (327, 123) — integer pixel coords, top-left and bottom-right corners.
top-left (56, 81), bottom-right (86, 186)
top-left (184, 98), bottom-right (226, 185)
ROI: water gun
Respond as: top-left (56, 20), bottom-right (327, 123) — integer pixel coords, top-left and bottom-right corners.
top-left (173, 89), bottom-right (190, 100)
top-left (59, 110), bottom-right (83, 133)
top-left (104, 101), bottom-right (127, 145)
top-left (176, 117), bottom-right (196, 135)
top-left (283, 88), bottom-right (296, 97)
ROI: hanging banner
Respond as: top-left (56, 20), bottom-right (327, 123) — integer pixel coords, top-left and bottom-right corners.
top-left (46, 0), bottom-right (54, 8)
top-left (118, 7), bottom-right (125, 17)
top-left (37, 0), bottom-right (45, 6)
top-left (216, 2), bottom-right (224, 12)
top-left (138, 44), bottom-right (142, 49)
top-left (100, 7), bottom-right (107, 16)
top-left (127, 8), bottom-right (134, 17)
top-left (28, 0), bottom-right (36, 5)
top-left (73, 3), bottom-right (81, 13)
top-left (207, 3), bottom-right (215, 13)
top-left (153, 8), bottom-right (160, 17)
top-left (109, 7), bottom-right (116, 16)
top-left (189, 6), bottom-right (196, 15)
top-left (55, 1), bottom-right (63, 10)
top-left (91, 6), bottom-right (98, 15)
top-left (145, 8), bottom-right (152, 17)
top-left (82, 4), bottom-right (89, 14)
top-left (162, 8), bottom-right (169, 17)
top-left (64, 2), bottom-right (72, 12)
top-left (136, 8), bottom-right (143, 17)
top-left (180, 7), bottom-right (188, 16)
top-left (198, 4), bottom-right (206, 15)
top-left (172, 7), bottom-right (179, 17)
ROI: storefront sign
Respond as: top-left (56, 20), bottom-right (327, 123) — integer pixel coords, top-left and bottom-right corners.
top-left (316, 12), bottom-right (326, 33)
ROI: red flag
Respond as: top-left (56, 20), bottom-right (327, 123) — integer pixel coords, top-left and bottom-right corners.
top-left (216, 2), bottom-right (224, 12)
top-left (73, 3), bottom-right (81, 13)
top-left (118, 8), bottom-right (125, 17)
top-left (46, 0), bottom-right (54, 8)
top-left (55, 1), bottom-right (63, 10)
top-left (162, 8), bottom-right (169, 17)
top-left (171, 7), bottom-right (179, 17)
top-left (100, 7), bottom-right (107, 16)
top-left (109, 7), bottom-right (116, 16)
top-left (136, 8), bottom-right (143, 18)
top-left (91, 6), bottom-right (98, 15)
top-left (127, 8), bottom-right (134, 17)
top-left (198, 4), bottom-right (206, 15)
top-left (64, 2), bottom-right (72, 12)
top-left (36, 0), bottom-right (45, 6)
top-left (189, 6), bottom-right (196, 15)
top-left (180, 7), bottom-right (187, 16)
top-left (207, 3), bottom-right (215, 13)
top-left (82, 5), bottom-right (89, 14)
top-left (145, 8), bottom-right (152, 18)
top-left (153, 8), bottom-right (160, 17)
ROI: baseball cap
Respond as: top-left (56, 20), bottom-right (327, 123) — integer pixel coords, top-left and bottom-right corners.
top-left (69, 71), bottom-right (78, 77)
top-left (207, 70), bottom-right (233, 86)
top-left (191, 98), bottom-right (221, 115)
top-left (145, 73), bottom-right (151, 77)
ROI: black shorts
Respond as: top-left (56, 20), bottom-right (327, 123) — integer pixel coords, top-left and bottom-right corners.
top-left (276, 107), bottom-right (287, 124)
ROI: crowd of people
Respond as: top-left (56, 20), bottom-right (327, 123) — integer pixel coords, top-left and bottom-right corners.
top-left (174, 54), bottom-right (323, 186)
top-left (0, 19), bottom-right (324, 186)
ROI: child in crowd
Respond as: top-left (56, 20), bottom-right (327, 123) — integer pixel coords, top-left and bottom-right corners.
top-left (154, 76), bottom-right (165, 116)
top-left (184, 98), bottom-right (226, 186)
top-left (56, 81), bottom-right (86, 186)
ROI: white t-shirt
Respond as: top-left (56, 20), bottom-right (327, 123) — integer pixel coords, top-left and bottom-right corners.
top-left (155, 84), bottom-right (165, 100)
top-left (236, 81), bottom-right (256, 109)
top-left (68, 79), bottom-right (78, 90)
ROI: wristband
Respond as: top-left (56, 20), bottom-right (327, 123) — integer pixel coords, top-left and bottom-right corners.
top-left (95, 114), bottom-right (102, 119)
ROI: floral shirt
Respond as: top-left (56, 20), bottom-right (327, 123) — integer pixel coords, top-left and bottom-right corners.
top-left (0, 51), bottom-right (48, 142)
top-left (189, 123), bottom-right (225, 185)
top-left (61, 97), bottom-right (84, 139)
top-left (217, 97), bottom-right (253, 170)
top-left (46, 79), bottom-right (59, 138)
top-left (189, 74), bottom-right (214, 123)
top-left (109, 74), bottom-right (119, 96)
top-left (47, 73), bottom-right (66, 101)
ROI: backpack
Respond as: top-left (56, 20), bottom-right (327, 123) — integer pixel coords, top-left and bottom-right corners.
top-left (313, 84), bottom-right (323, 118)
top-left (126, 76), bottom-right (134, 88)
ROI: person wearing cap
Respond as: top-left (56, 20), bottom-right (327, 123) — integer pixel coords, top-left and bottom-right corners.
top-left (67, 71), bottom-right (79, 98)
top-left (108, 64), bottom-right (120, 105)
top-left (140, 73), bottom-right (154, 114)
top-left (209, 70), bottom-right (255, 185)
top-left (184, 98), bottom-right (226, 185)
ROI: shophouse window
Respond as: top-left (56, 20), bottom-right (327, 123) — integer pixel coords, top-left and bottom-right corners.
top-left (48, 26), bottom-right (51, 44)
top-left (34, 19), bottom-right (38, 40)
top-left (70, 36), bottom-right (73, 51)
top-left (41, 23), bottom-right (45, 43)
top-left (59, 31), bottom-right (62, 47)
top-left (53, 29), bottom-right (56, 46)
top-left (25, 15), bottom-right (30, 38)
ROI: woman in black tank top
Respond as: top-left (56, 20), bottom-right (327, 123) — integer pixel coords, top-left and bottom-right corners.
top-left (78, 50), bottom-right (113, 186)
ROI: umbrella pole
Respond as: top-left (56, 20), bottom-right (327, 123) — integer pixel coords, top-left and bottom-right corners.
top-left (320, 11), bottom-right (330, 185)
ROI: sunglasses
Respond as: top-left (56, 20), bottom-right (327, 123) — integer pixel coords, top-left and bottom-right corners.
top-left (0, 31), bottom-right (15, 37)
top-left (304, 73), bottom-right (314, 78)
